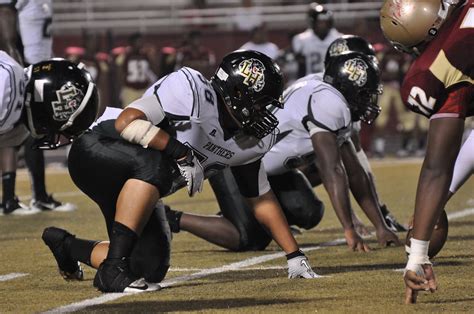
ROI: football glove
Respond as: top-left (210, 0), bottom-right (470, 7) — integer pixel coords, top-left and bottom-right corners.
top-left (287, 255), bottom-right (319, 279)
top-left (177, 149), bottom-right (204, 197)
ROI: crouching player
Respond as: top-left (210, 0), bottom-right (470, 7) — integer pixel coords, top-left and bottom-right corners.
top-left (42, 50), bottom-right (319, 294)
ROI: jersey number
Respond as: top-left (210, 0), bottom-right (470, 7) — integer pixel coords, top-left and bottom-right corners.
top-left (407, 86), bottom-right (436, 116)
top-left (127, 60), bottom-right (148, 83)
top-left (309, 52), bottom-right (322, 73)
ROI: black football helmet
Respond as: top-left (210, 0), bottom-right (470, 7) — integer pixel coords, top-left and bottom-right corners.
top-left (24, 59), bottom-right (99, 149)
top-left (325, 35), bottom-right (378, 68)
top-left (211, 50), bottom-right (284, 139)
top-left (323, 52), bottom-right (382, 124)
top-left (308, 2), bottom-right (334, 27)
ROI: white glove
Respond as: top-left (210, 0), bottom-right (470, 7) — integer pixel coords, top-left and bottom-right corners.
top-left (287, 255), bottom-right (320, 279)
top-left (176, 149), bottom-right (204, 197)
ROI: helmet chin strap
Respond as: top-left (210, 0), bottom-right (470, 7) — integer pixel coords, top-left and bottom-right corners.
top-left (59, 81), bottom-right (95, 132)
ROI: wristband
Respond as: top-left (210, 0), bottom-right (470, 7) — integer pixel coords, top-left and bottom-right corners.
top-left (163, 136), bottom-right (189, 160)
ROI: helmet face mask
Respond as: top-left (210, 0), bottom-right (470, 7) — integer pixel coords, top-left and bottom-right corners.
top-left (324, 52), bottom-right (383, 125)
top-left (24, 59), bottom-right (99, 149)
top-left (211, 50), bottom-right (284, 139)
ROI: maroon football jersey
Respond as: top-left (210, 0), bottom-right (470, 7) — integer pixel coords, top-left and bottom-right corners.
top-left (401, 0), bottom-right (474, 118)
top-left (122, 52), bottom-right (154, 90)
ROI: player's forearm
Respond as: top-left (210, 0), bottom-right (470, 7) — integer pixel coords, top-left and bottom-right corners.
top-left (249, 191), bottom-right (298, 254)
top-left (348, 168), bottom-right (387, 231)
top-left (115, 107), bottom-right (187, 159)
top-left (412, 166), bottom-right (453, 240)
top-left (318, 165), bottom-right (354, 230)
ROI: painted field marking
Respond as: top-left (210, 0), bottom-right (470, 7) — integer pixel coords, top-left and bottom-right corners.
top-left (43, 245), bottom-right (329, 313)
top-left (44, 206), bottom-right (474, 313)
top-left (0, 273), bottom-right (28, 282)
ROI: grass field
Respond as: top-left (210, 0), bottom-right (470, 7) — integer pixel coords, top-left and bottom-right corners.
top-left (1, 159), bottom-right (473, 313)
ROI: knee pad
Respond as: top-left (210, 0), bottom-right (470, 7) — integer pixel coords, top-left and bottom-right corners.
top-left (269, 169), bottom-right (324, 230)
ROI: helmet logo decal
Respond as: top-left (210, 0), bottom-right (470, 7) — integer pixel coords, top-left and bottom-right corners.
top-left (343, 58), bottom-right (368, 87)
top-left (237, 59), bottom-right (266, 92)
top-left (51, 84), bottom-right (84, 121)
top-left (329, 39), bottom-right (349, 57)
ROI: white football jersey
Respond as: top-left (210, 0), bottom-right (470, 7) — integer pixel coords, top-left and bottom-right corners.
top-left (239, 42), bottom-right (280, 60)
top-left (292, 28), bottom-right (343, 75)
top-left (0, 51), bottom-right (26, 134)
top-left (126, 67), bottom-right (277, 195)
top-left (17, 0), bottom-right (53, 64)
top-left (263, 73), bottom-right (352, 176)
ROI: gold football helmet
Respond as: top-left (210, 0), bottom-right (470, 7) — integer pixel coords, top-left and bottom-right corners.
top-left (380, 0), bottom-right (460, 54)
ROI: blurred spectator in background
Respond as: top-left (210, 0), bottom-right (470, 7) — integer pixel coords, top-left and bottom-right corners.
top-left (239, 25), bottom-right (279, 59)
top-left (66, 32), bottom-right (111, 107)
top-left (158, 46), bottom-right (177, 78)
top-left (115, 33), bottom-right (157, 108)
top-left (175, 30), bottom-right (215, 79)
top-left (292, 2), bottom-right (342, 77)
top-left (276, 32), bottom-right (300, 87)
top-left (372, 47), bottom-right (426, 157)
top-left (233, 0), bottom-right (263, 32)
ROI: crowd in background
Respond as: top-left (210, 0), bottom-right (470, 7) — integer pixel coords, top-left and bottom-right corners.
top-left (60, 24), bottom-right (424, 158)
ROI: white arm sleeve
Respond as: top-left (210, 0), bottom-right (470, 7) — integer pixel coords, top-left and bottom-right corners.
top-left (449, 130), bottom-right (474, 193)
top-left (143, 70), bottom-right (195, 120)
top-left (127, 95), bottom-right (166, 125)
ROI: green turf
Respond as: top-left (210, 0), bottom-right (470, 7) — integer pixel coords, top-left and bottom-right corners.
top-left (0, 159), bottom-right (473, 313)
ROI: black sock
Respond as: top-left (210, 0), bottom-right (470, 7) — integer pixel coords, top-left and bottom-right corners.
top-left (106, 222), bottom-right (138, 262)
top-left (2, 172), bottom-right (16, 204)
top-left (24, 137), bottom-right (47, 200)
top-left (64, 236), bottom-right (99, 267)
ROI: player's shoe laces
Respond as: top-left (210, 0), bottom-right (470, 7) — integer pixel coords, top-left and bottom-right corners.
top-left (3, 197), bottom-right (40, 215)
top-left (380, 204), bottom-right (407, 232)
top-left (165, 206), bottom-right (182, 233)
top-left (93, 258), bottom-right (148, 293)
top-left (42, 227), bottom-right (84, 280)
top-left (30, 195), bottom-right (77, 212)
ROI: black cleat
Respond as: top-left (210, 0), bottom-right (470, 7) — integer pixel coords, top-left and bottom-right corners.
top-left (380, 205), bottom-right (407, 232)
top-left (165, 206), bottom-right (182, 233)
top-left (93, 258), bottom-right (148, 293)
top-left (42, 227), bottom-right (84, 280)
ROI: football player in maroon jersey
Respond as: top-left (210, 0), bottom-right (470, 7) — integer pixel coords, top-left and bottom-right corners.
top-left (380, 0), bottom-right (474, 304)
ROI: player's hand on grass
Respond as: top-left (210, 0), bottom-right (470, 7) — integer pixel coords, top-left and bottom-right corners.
top-left (404, 264), bottom-right (437, 304)
top-left (287, 254), bottom-right (320, 279)
top-left (376, 228), bottom-right (401, 247)
top-left (344, 228), bottom-right (370, 252)
top-left (351, 213), bottom-right (370, 236)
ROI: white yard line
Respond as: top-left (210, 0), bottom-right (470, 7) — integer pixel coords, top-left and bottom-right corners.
top-left (0, 273), bottom-right (28, 282)
top-left (447, 208), bottom-right (474, 220)
top-left (42, 206), bottom-right (474, 313)
top-left (43, 246), bottom-right (327, 313)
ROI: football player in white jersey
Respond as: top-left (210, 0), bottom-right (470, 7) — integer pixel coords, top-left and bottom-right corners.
top-left (0, 53), bottom-right (100, 215)
top-left (41, 50), bottom-right (319, 294)
top-left (0, 0), bottom-right (75, 214)
top-left (165, 38), bottom-right (403, 253)
top-left (292, 2), bottom-right (343, 76)
top-left (262, 52), bottom-right (400, 250)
